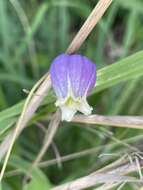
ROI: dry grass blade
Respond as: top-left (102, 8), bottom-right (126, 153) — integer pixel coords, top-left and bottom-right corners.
top-left (23, 110), bottom-right (61, 183)
top-left (94, 182), bottom-right (120, 190)
top-left (0, 74), bottom-right (51, 161)
top-left (95, 182), bottom-right (128, 190)
top-left (51, 175), bottom-right (141, 190)
top-left (32, 110), bottom-right (61, 167)
top-left (72, 115), bottom-right (143, 129)
top-left (0, 73), bottom-right (51, 180)
top-left (66, 0), bottom-right (112, 54)
top-left (51, 158), bottom-right (143, 190)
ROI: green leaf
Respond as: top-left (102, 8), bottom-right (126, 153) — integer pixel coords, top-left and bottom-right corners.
top-left (94, 50), bottom-right (143, 93)
top-left (122, 10), bottom-right (138, 57)
top-left (0, 0), bottom-right (15, 73)
top-left (17, 3), bottom-right (48, 62)
top-left (0, 73), bottom-right (33, 86)
top-left (23, 172), bottom-right (51, 190)
top-left (9, 156), bottom-right (51, 190)
top-left (0, 101), bottom-right (23, 123)
top-left (0, 183), bottom-right (2, 190)
top-left (118, 0), bottom-right (143, 14)
top-left (0, 117), bottom-right (16, 136)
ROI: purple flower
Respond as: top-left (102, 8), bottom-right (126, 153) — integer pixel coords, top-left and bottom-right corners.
top-left (50, 53), bottom-right (96, 121)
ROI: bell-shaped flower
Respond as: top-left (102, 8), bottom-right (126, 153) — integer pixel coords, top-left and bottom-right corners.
top-left (50, 53), bottom-right (96, 121)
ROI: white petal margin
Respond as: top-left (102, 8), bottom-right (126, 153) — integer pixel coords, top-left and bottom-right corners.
top-left (55, 76), bottom-right (93, 121)
top-left (55, 96), bottom-right (93, 122)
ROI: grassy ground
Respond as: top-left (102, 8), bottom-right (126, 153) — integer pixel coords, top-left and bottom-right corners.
top-left (0, 0), bottom-right (143, 189)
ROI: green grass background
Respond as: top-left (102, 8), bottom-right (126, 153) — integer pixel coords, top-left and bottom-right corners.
top-left (0, 0), bottom-right (143, 189)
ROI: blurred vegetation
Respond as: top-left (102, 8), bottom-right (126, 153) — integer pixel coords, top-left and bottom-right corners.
top-left (0, 0), bottom-right (143, 189)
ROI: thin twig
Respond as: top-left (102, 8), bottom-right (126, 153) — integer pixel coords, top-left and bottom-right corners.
top-left (66, 0), bottom-right (112, 54)
top-left (72, 115), bottom-right (143, 129)
top-left (32, 110), bottom-right (61, 166)
top-left (22, 110), bottom-right (61, 184)
top-left (51, 142), bottom-right (62, 169)
top-left (34, 122), bottom-right (62, 167)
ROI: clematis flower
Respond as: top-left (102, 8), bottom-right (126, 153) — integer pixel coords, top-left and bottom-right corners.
top-left (50, 53), bottom-right (96, 121)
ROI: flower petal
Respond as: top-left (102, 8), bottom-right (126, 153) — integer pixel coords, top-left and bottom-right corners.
top-left (50, 54), bottom-right (69, 98)
top-left (78, 56), bottom-right (96, 96)
top-left (68, 54), bottom-right (96, 97)
top-left (60, 105), bottom-right (76, 121)
top-left (77, 98), bottom-right (93, 115)
top-left (68, 54), bottom-right (83, 97)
